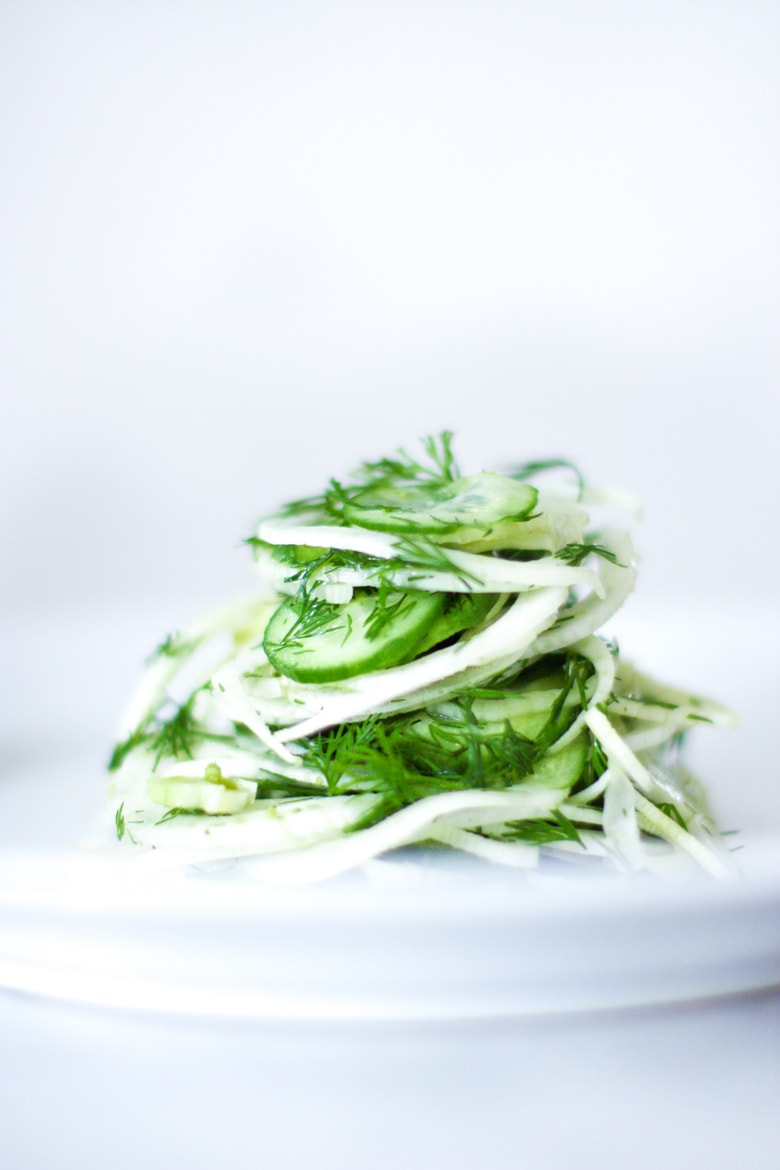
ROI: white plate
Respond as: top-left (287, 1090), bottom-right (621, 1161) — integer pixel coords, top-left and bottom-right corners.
top-left (1, 601), bottom-right (778, 1019)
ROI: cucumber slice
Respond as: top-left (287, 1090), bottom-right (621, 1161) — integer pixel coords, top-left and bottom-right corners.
top-left (415, 592), bottom-right (501, 655)
top-left (147, 764), bottom-right (258, 815)
top-left (405, 713), bottom-right (587, 790)
top-left (470, 671), bottom-right (574, 739)
top-left (264, 589), bottom-right (445, 683)
top-left (342, 471), bottom-right (537, 535)
top-left (522, 731), bottom-right (588, 790)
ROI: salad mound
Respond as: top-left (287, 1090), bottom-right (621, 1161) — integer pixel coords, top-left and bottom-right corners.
top-left (108, 435), bottom-right (736, 881)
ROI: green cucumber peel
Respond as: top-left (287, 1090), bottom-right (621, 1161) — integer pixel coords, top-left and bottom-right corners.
top-left (109, 433), bottom-right (736, 881)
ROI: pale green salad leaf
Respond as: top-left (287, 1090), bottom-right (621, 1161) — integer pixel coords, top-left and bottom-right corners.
top-left (108, 434), bottom-right (736, 882)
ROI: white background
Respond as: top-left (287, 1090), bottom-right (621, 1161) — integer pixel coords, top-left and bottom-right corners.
top-left (1, 7), bottom-right (779, 1169)
top-left (2, 0), bottom-right (778, 625)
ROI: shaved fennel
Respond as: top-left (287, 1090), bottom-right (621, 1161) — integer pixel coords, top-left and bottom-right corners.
top-left (108, 435), bottom-right (736, 882)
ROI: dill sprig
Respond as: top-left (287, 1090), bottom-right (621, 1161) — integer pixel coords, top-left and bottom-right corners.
top-left (270, 432), bottom-right (459, 524)
top-left (303, 715), bottom-right (386, 793)
top-left (656, 801), bottom-right (688, 830)
top-left (532, 654), bottom-right (593, 750)
top-left (363, 588), bottom-right (418, 641)
top-left (556, 542), bottom-right (624, 568)
top-left (108, 726), bottom-right (150, 772)
top-left (111, 689), bottom-right (229, 774)
top-left (147, 631), bottom-right (199, 663)
top-left (498, 809), bottom-right (584, 846)
top-left (154, 806), bottom-right (199, 825)
top-left (301, 690), bottom-right (549, 810)
top-left (272, 588), bottom-right (347, 650)
top-left (388, 535), bottom-right (482, 588)
top-left (356, 431), bottom-right (460, 490)
top-left (276, 546), bottom-right (366, 581)
top-left (148, 694), bottom-right (206, 766)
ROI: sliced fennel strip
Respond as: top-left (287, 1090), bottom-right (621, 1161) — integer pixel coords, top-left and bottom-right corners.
top-left (584, 708), bottom-right (731, 878)
top-left (257, 520), bottom-right (603, 596)
top-left (108, 437), bottom-right (737, 883)
top-left (116, 594), bottom-right (276, 740)
top-left (527, 531), bottom-right (636, 656)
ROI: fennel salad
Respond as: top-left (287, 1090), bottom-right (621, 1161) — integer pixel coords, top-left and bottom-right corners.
top-left (108, 435), bottom-right (736, 882)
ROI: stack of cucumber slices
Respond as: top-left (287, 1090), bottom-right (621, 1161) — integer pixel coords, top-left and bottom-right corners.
top-left (108, 435), bottom-right (736, 881)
